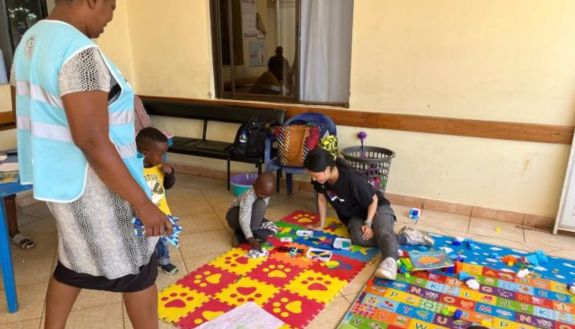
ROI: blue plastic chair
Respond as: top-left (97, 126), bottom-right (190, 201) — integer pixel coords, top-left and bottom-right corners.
top-left (264, 112), bottom-right (337, 194)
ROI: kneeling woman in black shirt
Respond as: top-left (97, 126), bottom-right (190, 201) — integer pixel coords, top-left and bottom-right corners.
top-left (303, 148), bottom-right (434, 280)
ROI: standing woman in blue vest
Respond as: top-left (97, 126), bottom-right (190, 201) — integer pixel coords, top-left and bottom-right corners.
top-left (10, 1), bottom-right (172, 328)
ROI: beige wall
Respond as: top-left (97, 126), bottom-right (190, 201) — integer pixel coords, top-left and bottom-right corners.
top-left (84, 1), bottom-right (575, 217)
top-left (351, 0), bottom-right (575, 126)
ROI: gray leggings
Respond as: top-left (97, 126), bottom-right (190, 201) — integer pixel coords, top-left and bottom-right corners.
top-left (226, 199), bottom-right (273, 241)
top-left (347, 205), bottom-right (407, 259)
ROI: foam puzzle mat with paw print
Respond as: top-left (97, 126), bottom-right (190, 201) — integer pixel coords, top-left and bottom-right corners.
top-left (158, 210), bottom-right (379, 328)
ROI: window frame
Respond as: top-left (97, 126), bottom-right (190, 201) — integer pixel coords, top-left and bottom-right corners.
top-left (209, 0), bottom-right (302, 104)
top-left (0, 0), bottom-right (49, 127)
top-left (0, 0), bottom-right (49, 80)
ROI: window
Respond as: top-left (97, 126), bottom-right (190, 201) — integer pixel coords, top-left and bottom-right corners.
top-left (0, 0), bottom-right (50, 84)
top-left (210, 0), bottom-right (353, 105)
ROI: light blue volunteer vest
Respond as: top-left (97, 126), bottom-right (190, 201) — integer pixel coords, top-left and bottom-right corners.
top-left (12, 20), bottom-right (149, 202)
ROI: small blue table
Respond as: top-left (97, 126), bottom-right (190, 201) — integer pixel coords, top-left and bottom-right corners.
top-left (0, 157), bottom-right (32, 313)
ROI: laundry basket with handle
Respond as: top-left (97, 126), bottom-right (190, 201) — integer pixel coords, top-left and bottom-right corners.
top-left (340, 146), bottom-right (396, 193)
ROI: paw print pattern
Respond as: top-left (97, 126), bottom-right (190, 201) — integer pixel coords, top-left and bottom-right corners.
top-left (158, 285), bottom-right (208, 323)
top-left (309, 253), bottom-right (363, 281)
top-left (262, 291), bottom-right (323, 328)
top-left (285, 270), bottom-right (346, 303)
top-left (248, 259), bottom-right (301, 287)
top-left (291, 212), bottom-right (318, 225)
top-left (178, 264), bottom-right (239, 295)
top-left (176, 299), bottom-right (233, 329)
top-left (209, 248), bottom-right (265, 275)
top-left (216, 277), bottom-right (279, 306)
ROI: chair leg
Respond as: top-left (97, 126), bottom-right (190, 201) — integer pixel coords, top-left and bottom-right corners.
top-left (276, 169), bottom-right (282, 193)
top-left (257, 163), bottom-right (262, 174)
top-left (286, 173), bottom-right (293, 195)
top-left (227, 159), bottom-right (231, 191)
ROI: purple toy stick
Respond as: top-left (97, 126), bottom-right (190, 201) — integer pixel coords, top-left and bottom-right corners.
top-left (357, 131), bottom-right (367, 157)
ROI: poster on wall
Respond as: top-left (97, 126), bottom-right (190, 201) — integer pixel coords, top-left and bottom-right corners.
top-left (249, 40), bottom-right (266, 66)
top-left (241, 0), bottom-right (257, 37)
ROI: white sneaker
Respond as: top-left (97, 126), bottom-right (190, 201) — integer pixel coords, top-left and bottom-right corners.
top-left (398, 226), bottom-right (435, 246)
top-left (375, 257), bottom-right (397, 280)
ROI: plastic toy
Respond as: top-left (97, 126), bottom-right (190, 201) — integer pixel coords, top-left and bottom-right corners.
top-left (296, 230), bottom-right (314, 238)
top-left (408, 208), bottom-right (421, 220)
top-left (306, 248), bottom-right (333, 262)
top-left (333, 237), bottom-right (352, 250)
top-left (567, 283), bottom-right (575, 294)
top-left (501, 255), bottom-right (517, 266)
top-left (280, 237), bottom-right (293, 243)
top-left (132, 215), bottom-right (182, 247)
top-left (452, 237), bottom-right (465, 246)
top-left (247, 248), bottom-right (269, 258)
top-left (453, 309), bottom-right (463, 320)
top-left (398, 258), bottom-right (413, 272)
top-left (459, 272), bottom-right (479, 290)
top-left (516, 268), bottom-right (530, 279)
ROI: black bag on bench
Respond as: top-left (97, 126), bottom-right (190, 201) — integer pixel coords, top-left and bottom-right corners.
top-left (231, 116), bottom-right (269, 159)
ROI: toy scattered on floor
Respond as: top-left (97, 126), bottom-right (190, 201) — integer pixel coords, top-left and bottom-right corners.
top-left (452, 237), bottom-right (465, 246)
top-left (276, 246), bottom-right (305, 256)
top-left (495, 226), bottom-right (502, 234)
top-left (516, 268), bottom-right (530, 279)
top-left (296, 229), bottom-right (314, 238)
top-left (459, 271), bottom-right (480, 290)
top-left (247, 248), bottom-right (269, 258)
top-left (397, 257), bottom-right (413, 273)
top-left (280, 237), bottom-right (293, 243)
top-left (501, 255), bottom-right (517, 266)
top-left (306, 248), bottom-right (333, 262)
top-left (567, 283), bottom-right (575, 294)
top-left (333, 237), bottom-right (352, 250)
top-left (408, 208), bottom-right (421, 220)
top-left (453, 309), bottom-right (463, 320)
top-left (132, 215), bottom-right (182, 247)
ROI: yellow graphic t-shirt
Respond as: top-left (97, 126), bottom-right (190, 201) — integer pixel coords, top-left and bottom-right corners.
top-left (143, 165), bottom-right (172, 215)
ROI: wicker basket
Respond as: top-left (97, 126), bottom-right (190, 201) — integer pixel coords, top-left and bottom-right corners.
top-left (340, 146), bottom-right (396, 192)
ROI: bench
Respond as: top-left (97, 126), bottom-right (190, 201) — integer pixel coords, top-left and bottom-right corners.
top-left (141, 97), bottom-right (286, 189)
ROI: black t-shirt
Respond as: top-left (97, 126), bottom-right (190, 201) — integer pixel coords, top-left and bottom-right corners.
top-left (312, 163), bottom-right (390, 225)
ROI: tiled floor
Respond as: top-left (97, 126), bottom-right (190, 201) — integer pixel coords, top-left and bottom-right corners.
top-left (2, 173), bottom-right (575, 328)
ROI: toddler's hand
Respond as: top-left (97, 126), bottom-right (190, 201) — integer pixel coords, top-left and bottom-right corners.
top-left (247, 237), bottom-right (262, 252)
top-left (161, 163), bottom-right (174, 175)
